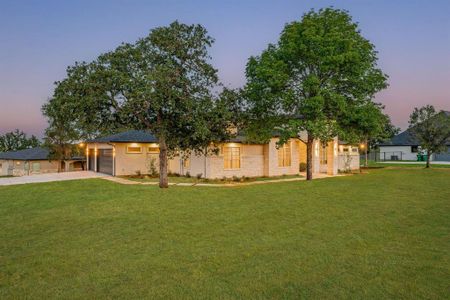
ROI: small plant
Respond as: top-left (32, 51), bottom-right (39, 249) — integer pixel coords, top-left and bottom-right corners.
top-left (232, 176), bottom-right (240, 182)
top-left (135, 170), bottom-right (141, 176)
top-left (299, 162), bottom-right (307, 172)
top-left (147, 156), bottom-right (158, 177)
top-left (185, 172), bottom-right (191, 178)
top-left (196, 173), bottom-right (203, 179)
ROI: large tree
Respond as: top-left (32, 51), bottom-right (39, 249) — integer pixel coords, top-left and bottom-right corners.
top-left (0, 130), bottom-right (40, 152)
top-left (44, 21), bottom-right (235, 188)
top-left (340, 101), bottom-right (399, 167)
top-left (244, 8), bottom-right (387, 180)
top-left (409, 105), bottom-right (450, 168)
top-left (42, 89), bottom-right (82, 172)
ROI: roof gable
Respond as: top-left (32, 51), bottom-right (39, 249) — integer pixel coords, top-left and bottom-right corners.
top-left (89, 130), bottom-right (158, 143)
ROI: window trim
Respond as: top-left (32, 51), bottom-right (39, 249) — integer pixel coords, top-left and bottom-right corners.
top-left (223, 146), bottom-right (241, 170)
top-left (183, 158), bottom-right (190, 168)
top-left (148, 146), bottom-right (159, 153)
top-left (320, 144), bottom-right (328, 165)
top-left (126, 146), bottom-right (142, 154)
top-left (278, 142), bottom-right (292, 167)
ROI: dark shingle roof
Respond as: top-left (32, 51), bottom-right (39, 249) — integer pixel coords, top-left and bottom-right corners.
top-left (89, 130), bottom-right (158, 143)
top-left (380, 111), bottom-right (450, 146)
top-left (0, 147), bottom-right (49, 160)
top-left (379, 129), bottom-right (419, 146)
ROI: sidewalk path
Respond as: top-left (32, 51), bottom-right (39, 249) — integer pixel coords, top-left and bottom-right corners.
top-left (0, 171), bottom-right (108, 186)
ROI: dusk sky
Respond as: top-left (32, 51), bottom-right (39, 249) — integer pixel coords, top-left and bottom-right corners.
top-left (1, 0), bottom-right (449, 137)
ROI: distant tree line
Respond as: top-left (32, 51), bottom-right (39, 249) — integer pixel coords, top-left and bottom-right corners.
top-left (0, 129), bottom-right (40, 152)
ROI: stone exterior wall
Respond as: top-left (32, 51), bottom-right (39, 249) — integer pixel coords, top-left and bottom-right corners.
top-left (265, 138), bottom-right (300, 177)
top-left (0, 159), bottom-right (60, 176)
top-left (208, 144), bottom-right (265, 179)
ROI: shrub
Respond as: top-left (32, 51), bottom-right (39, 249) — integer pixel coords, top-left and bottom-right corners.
top-left (299, 162), bottom-right (307, 172)
top-left (185, 172), bottom-right (191, 178)
top-left (196, 173), bottom-right (203, 179)
top-left (147, 157), bottom-right (158, 177)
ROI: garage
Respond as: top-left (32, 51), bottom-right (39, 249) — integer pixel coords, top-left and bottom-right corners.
top-left (97, 149), bottom-right (113, 175)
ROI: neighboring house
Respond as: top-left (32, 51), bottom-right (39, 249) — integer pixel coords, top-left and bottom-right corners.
top-left (379, 117), bottom-right (450, 161)
top-left (86, 130), bottom-right (349, 178)
top-left (0, 147), bottom-right (85, 176)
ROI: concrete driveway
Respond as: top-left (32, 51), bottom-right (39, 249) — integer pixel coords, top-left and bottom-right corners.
top-left (0, 171), bottom-right (109, 186)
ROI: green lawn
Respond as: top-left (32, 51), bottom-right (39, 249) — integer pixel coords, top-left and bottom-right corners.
top-left (0, 168), bottom-right (449, 298)
top-left (367, 160), bottom-right (450, 168)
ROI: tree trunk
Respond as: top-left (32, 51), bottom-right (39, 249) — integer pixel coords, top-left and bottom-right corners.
top-left (57, 160), bottom-right (62, 173)
top-left (426, 150), bottom-right (431, 168)
top-left (306, 134), bottom-right (314, 181)
top-left (159, 136), bottom-right (169, 188)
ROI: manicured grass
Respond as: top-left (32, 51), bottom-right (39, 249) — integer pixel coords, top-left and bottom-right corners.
top-left (367, 160), bottom-right (450, 168)
top-left (123, 174), bottom-right (303, 184)
top-left (0, 168), bottom-right (449, 298)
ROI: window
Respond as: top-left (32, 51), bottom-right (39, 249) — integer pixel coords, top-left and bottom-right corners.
top-left (126, 146), bottom-right (142, 154)
top-left (183, 158), bottom-right (190, 168)
top-left (148, 147), bottom-right (159, 153)
top-left (32, 162), bottom-right (41, 172)
top-left (278, 142), bottom-right (291, 167)
top-left (352, 147), bottom-right (359, 153)
top-left (223, 147), bottom-right (240, 169)
top-left (320, 144), bottom-right (328, 164)
top-left (411, 146), bottom-right (419, 153)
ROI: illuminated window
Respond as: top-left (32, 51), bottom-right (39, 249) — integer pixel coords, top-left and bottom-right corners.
top-left (148, 147), bottom-right (159, 153)
top-left (278, 142), bottom-right (291, 167)
top-left (126, 146), bottom-right (142, 154)
top-left (183, 158), bottom-right (190, 168)
top-left (320, 144), bottom-right (328, 164)
top-left (223, 147), bottom-right (240, 169)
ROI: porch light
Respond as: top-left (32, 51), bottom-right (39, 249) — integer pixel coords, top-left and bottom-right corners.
top-left (79, 142), bottom-right (85, 147)
top-left (360, 143), bottom-right (365, 149)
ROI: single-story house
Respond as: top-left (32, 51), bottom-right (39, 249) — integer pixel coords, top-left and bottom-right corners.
top-left (379, 122), bottom-right (450, 162)
top-left (0, 147), bottom-right (85, 176)
top-left (86, 130), bottom-right (354, 178)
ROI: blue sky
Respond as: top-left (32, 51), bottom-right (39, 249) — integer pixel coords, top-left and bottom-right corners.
top-left (1, 0), bottom-right (449, 137)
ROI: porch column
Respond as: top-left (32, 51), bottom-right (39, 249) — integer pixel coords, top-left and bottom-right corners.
top-left (94, 145), bottom-right (98, 172)
top-left (327, 138), bottom-right (338, 175)
top-left (313, 139), bottom-right (320, 174)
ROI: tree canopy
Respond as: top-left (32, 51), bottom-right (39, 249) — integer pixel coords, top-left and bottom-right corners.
top-left (42, 21), bottom-right (237, 187)
top-left (409, 105), bottom-right (450, 168)
top-left (0, 130), bottom-right (40, 152)
top-left (244, 8), bottom-right (388, 179)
